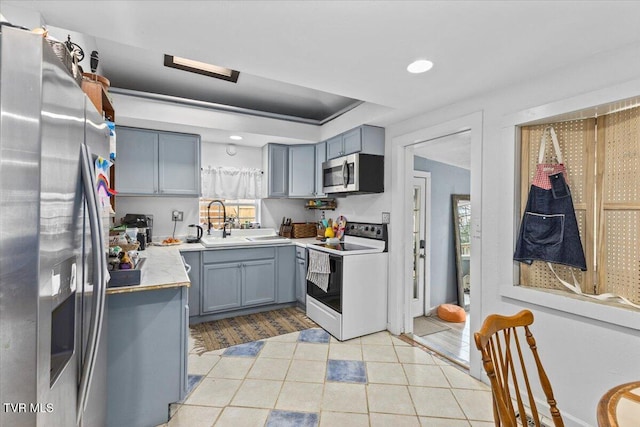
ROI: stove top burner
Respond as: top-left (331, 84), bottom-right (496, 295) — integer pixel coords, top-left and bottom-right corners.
top-left (312, 242), bottom-right (376, 251)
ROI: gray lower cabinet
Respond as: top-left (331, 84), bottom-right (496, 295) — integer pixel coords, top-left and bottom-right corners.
top-left (107, 286), bottom-right (188, 427)
top-left (195, 246), bottom-right (296, 317)
top-left (201, 247), bottom-right (278, 314)
top-left (295, 258), bottom-right (307, 305)
top-left (181, 251), bottom-right (201, 317)
top-left (116, 126), bottom-right (200, 196)
top-left (202, 262), bottom-right (242, 313)
top-left (276, 246), bottom-right (296, 303)
top-left (294, 246), bottom-right (307, 306)
top-left (242, 259), bottom-right (276, 305)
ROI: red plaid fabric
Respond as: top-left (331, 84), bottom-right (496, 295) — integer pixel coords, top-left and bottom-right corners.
top-left (532, 163), bottom-right (567, 190)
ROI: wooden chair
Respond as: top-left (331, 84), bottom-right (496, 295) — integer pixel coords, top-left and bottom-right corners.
top-left (474, 310), bottom-right (564, 427)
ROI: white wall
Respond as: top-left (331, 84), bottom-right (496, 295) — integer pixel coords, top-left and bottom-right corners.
top-left (115, 196), bottom-right (199, 242)
top-left (200, 140), bottom-right (312, 228)
top-left (388, 40), bottom-right (640, 427)
top-left (201, 140), bottom-right (262, 169)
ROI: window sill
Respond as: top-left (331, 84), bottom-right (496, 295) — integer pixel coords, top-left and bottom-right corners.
top-left (501, 284), bottom-right (640, 331)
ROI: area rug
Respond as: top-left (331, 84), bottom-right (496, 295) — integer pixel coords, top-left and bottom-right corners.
top-left (413, 316), bottom-right (450, 337)
top-left (190, 307), bottom-right (317, 354)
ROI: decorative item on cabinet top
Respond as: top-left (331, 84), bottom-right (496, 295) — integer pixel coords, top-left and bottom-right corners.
top-left (305, 198), bottom-right (337, 210)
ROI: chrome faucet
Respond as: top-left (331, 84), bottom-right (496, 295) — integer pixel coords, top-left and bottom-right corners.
top-left (206, 199), bottom-right (230, 238)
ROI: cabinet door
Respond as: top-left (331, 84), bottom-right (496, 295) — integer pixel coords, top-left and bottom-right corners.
top-left (295, 257), bottom-right (307, 305)
top-left (314, 142), bottom-right (326, 197)
top-left (326, 135), bottom-right (344, 160)
top-left (115, 127), bottom-right (158, 194)
top-left (242, 259), bottom-right (276, 306)
top-left (276, 246), bottom-right (296, 303)
top-left (158, 133), bottom-right (200, 195)
top-left (342, 127), bottom-right (362, 155)
top-left (288, 145), bottom-right (315, 197)
top-left (202, 263), bottom-right (242, 313)
top-left (267, 144), bottom-right (288, 197)
top-left (181, 251), bottom-right (201, 317)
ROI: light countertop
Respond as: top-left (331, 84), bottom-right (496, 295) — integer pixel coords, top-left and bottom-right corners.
top-left (106, 237), bottom-right (322, 296)
top-left (106, 245), bottom-right (190, 295)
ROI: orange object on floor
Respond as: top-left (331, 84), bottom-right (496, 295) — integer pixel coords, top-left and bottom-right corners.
top-left (437, 303), bottom-right (466, 323)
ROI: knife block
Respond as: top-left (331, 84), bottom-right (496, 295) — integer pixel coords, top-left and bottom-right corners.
top-left (279, 225), bottom-right (292, 238)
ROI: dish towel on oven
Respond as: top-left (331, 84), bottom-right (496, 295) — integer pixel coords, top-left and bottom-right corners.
top-left (306, 250), bottom-right (331, 292)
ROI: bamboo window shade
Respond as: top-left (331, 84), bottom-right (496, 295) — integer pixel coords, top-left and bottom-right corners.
top-left (519, 109), bottom-right (640, 306)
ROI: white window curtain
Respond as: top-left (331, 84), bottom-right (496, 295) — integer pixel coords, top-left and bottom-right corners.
top-left (201, 166), bottom-right (263, 199)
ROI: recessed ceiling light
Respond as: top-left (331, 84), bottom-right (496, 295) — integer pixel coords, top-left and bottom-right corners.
top-left (407, 59), bottom-right (434, 74)
top-left (164, 54), bottom-right (240, 83)
top-left (229, 135), bottom-right (243, 141)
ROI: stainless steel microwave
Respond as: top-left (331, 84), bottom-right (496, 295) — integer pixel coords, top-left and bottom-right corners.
top-left (322, 153), bottom-right (384, 195)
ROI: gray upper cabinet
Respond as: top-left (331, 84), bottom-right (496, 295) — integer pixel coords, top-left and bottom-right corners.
top-left (263, 144), bottom-right (289, 198)
top-left (159, 133), bottom-right (200, 195)
top-left (115, 128), bottom-right (158, 194)
top-left (288, 144), bottom-right (315, 198)
top-left (326, 135), bottom-right (343, 160)
top-left (325, 125), bottom-right (385, 160)
top-left (314, 142), bottom-right (326, 198)
top-left (116, 126), bottom-right (200, 196)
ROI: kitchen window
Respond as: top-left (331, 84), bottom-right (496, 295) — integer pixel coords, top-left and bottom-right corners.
top-left (518, 108), bottom-right (640, 308)
top-left (199, 198), bottom-right (260, 229)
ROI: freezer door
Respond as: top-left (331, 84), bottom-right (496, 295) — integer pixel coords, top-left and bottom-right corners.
top-left (0, 28), bottom-right (87, 426)
top-left (78, 100), bottom-right (110, 427)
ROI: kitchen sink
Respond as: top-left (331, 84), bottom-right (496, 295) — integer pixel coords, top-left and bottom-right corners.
top-left (200, 234), bottom-right (290, 248)
top-left (245, 235), bottom-right (290, 242)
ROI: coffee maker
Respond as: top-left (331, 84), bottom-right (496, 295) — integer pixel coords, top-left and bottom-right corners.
top-left (122, 213), bottom-right (153, 247)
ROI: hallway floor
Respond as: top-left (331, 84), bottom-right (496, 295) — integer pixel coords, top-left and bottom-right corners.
top-left (161, 328), bottom-right (494, 427)
top-left (411, 315), bottom-right (471, 368)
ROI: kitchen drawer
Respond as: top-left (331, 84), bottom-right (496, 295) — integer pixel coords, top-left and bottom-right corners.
top-left (306, 296), bottom-right (341, 339)
top-left (202, 247), bottom-right (275, 264)
top-left (295, 246), bottom-right (306, 260)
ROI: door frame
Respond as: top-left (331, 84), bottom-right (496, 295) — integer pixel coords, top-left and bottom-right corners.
top-left (388, 111), bottom-right (483, 379)
top-left (411, 172), bottom-right (431, 317)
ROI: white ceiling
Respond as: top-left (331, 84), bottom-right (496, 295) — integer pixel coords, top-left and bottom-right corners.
top-left (7, 1), bottom-right (640, 148)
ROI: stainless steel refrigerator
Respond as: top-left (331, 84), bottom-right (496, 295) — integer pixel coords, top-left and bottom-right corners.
top-left (0, 26), bottom-right (110, 426)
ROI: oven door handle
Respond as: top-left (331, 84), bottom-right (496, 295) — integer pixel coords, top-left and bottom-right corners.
top-left (342, 160), bottom-right (349, 188)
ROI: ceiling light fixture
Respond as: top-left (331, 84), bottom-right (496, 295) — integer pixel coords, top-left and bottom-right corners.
top-left (164, 54), bottom-right (240, 83)
top-left (229, 135), bottom-right (243, 141)
top-left (407, 59), bottom-right (434, 74)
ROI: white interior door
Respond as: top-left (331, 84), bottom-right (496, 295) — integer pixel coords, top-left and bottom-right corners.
top-left (411, 173), bottom-right (430, 317)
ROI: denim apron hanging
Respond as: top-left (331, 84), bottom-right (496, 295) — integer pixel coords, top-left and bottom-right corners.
top-left (514, 127), bottom-right (587, 271)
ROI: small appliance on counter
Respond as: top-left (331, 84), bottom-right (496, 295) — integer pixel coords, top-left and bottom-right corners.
top-left (187, 224), bottom-right (203, 243)
top-left (122, 213), bottom-right (153, 244)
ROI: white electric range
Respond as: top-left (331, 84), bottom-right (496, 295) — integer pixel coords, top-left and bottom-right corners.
top-left (306, 222), bottom-right (388, 341)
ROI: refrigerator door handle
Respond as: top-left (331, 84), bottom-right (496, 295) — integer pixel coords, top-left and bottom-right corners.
top-left (77, 143), bottom-right (107, 425)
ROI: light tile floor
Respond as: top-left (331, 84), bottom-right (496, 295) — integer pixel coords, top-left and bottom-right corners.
top-left (159, 328), bottom-right (494, 427)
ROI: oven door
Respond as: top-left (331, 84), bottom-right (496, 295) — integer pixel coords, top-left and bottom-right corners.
top-left (322, 154), bottom-right (357, 194)
top-left (306, 252), bottom-right (343, 313)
